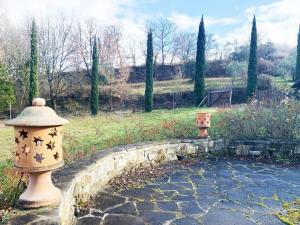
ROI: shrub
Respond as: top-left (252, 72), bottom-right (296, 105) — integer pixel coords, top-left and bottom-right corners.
top-left (257, 74), bottom-right (273, 90)
top-left (216, 102), bottom-right (300, 140)
top-left (225, 61), bottom-right (248, 79)
top-left (0, 162), bottom-right (27, 213)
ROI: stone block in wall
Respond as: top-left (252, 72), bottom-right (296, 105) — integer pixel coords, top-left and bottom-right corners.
top-left (249, 150), bottom-right (262, 156)
top-left (165, 147), bottom-right (178, 161)
top-left (186, 145), bottom-right (196, 155)
top-left (208, 140), bottom-right (214, 148)
top-left (177, 144), bottom-right (188, 155)
top-left (154, 149), bottom-right (167, 164)
top-left (210, 139), bottom-right (226, 154)
top-left (197, 141), bottom-right (209, 153)
top-left (294, 145), bottom-right (300, 154)
top-left (235, 144), bottom-right (250, 155)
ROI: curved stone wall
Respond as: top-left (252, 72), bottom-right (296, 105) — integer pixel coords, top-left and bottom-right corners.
top-left (8, 138), bottom-right (300, 225)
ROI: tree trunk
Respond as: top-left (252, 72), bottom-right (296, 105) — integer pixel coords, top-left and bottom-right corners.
top-left (50, 97), bottom-right (57, 111)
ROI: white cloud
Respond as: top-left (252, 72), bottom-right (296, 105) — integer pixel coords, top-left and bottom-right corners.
top-left (5, 0), bottom-right (137, 25)
top-left (4, 0), bottom-right (148, 64)
top-left (2, 0), bottom-right (300, 63)
top-left (169, 12), bottom-right (238, 31)
top-left (168, 12), bottom-right (198, 31)
top-left (221, 0), bottom-right (300, 48)
top-left (206, 17), bottom-right (239, 26)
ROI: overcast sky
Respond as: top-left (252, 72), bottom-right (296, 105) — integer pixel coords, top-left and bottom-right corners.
top-left (4, 0), bottom-right (300, 49)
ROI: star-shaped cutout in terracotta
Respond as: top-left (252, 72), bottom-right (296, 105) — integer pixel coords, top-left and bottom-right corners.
top-left (46, 141), bottom-right (55, 150)
top-left (49, 128), bottom-right (58, 138)
top-left (53, 152), bottom-right (60, 160)
top-left (21, 144), bottom-right (30, 156)
top-left (19, 129), bottom-right (28, 140)
top-left (15, 137), bottom-right (20, 145)
top-left (33, 137), bottom-right (44, 146)
top-left (15, 152), bottom-right (20, 161)
top-left (33, 153), bottom-right (44, 163)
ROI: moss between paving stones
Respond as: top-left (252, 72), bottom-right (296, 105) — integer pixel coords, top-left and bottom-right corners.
top-left (275, 199), bottom-right (300, 225)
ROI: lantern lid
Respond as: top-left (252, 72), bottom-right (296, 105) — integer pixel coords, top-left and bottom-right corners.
top-left (5, 98), bottom-right (69, 127)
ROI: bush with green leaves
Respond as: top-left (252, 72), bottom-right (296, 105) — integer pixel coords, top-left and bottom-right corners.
top-left (272, 50), bottom-right (296, 79)
top-left (225, 61), bottom-right (248, 78)
top-left (257, 74), bottom-right (273, 90)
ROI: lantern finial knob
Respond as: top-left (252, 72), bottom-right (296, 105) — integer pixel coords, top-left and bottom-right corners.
top-left (32, 98), bottom-right (46, 107)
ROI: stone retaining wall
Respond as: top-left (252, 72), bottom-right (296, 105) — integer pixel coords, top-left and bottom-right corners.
top-left (228, 139), bottom-right (300, 157)
top-left (8, 138), bottom-right (300, 225)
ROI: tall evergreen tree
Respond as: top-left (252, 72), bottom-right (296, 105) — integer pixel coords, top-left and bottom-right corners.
top-left (90, 37), bottom-right (99, 115)
top-left (29, 19), bottom-right (39, 104)
top-left (246, 16), bottom-right (258, 99)
top-left (145, 30), bottom-right (154, 112)
top-left (194, 16), bottom-right (206, 106)
top-left (295, 25), bottom-right (300, 81)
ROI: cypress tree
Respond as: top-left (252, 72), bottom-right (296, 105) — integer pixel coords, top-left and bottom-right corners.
top-left (246, 16), bottom-right (258, 99)
top-left (145, 30), bottom-right (154, 112)
top-left (194, 15), bottom-right (206, 106)
top-left (295, 25), bottom-right (300, 81)
top-left (90, 37), bottom-right (99, 115)
top-left (29, 19), bottom-right (39, 104)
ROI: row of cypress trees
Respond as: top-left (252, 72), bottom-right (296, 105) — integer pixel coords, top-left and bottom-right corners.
top-left (27, 18), bottom-right (300, 114)
top-left (144, 15), bottom-right (260, 111)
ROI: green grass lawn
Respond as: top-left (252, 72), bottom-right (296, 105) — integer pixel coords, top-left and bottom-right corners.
top-left (0, 125), bottom-right (14, 163)
top-left (62, 107), bottom-right (219, 162)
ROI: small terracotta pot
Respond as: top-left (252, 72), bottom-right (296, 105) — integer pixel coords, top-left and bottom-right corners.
top-left (196, 112), bottom-right (211, 138)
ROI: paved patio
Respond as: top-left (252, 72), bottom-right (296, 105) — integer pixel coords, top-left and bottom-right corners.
top-left (76, 158), bottom-right (300, 225)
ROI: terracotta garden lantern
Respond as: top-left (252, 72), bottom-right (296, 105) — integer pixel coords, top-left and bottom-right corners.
top-left (196, 112), bottom-right (211, 138)
top-left (5, 98), bottom-right (69, 208)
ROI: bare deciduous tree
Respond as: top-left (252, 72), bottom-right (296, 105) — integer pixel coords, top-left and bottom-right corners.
top-left (1, 20), bottom-right (31, 109)
top-left (39, 14), bottom-right (74, 109)
top-left (173, 32), bottom-right (197, 63)
top-left (72, 18), bottom-right (98, 78)
top-left (206, 33), bottom-right (218, 59)
top-left (151, 18), bottom-right (177, 67)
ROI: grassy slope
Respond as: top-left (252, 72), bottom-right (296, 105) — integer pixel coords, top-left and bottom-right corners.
top-left (127, 78), bottom-right (246, 95)
top-left (127, 76), bottom-right (291, 95)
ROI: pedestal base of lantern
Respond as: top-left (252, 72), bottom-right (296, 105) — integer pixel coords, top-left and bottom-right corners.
top-left (198, 128), bottom-right (209, 138)
top-left (17, 170), bottom-right (61, 209)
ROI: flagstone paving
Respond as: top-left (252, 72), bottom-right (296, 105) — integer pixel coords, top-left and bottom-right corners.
top-left (75, 158), bottom-right (300, 225)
